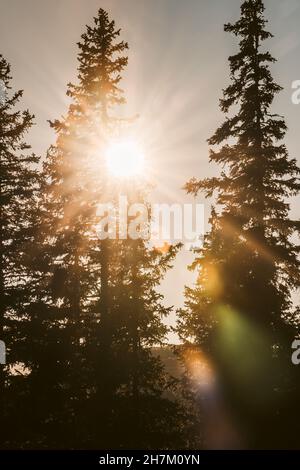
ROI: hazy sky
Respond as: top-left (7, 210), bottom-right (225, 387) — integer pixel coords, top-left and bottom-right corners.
top-left (1, 0), bottom-right (300, 342)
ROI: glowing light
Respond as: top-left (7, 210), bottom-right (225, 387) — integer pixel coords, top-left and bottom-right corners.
top-left (182, 346), bottom-right (215, 391)
top-left (105, 140), bottom-right (144, 178)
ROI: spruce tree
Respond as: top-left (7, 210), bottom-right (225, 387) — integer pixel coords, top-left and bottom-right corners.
top-left (19, 9), bottom-right (129, 448)
top-left (29, 8), bottom-right (190, 449)
top-left (0, 54), bottom-right (40, 446)
top-left (179, 0), bottom-right (300, 448)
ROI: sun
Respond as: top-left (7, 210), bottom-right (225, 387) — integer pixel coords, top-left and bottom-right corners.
top-left (105, 140), bottom-right (145, 178)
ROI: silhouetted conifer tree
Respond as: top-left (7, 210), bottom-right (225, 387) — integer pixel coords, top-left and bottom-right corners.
top-left (28, 9), bottom-right (191, 449)
top-left (179, 0), bottom-right (300, 448)
top-left (0, 55), bottom-right (40, 447)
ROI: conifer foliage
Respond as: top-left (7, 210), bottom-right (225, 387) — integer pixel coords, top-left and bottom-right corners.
top-left (0, 55), bottom-right (40, 444)
top-left (1, 1), bottom-right (300, 451)
top-left (180, 0), bottom-right (300, 448)
top-left (19, 9), bottom-right (191, 449)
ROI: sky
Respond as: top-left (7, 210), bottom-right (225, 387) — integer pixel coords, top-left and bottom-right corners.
top-left (1, 0), bottom-right (300, 342)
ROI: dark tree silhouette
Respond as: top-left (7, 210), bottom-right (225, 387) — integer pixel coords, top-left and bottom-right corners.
top-left (18, 9), bottom-right (192, 450)
top-left (20, 8), bottom-right (130, 448)
top-left (179, 0), bottom-right (300, 449)
top-left (0, 55), bottom-right (40, 446)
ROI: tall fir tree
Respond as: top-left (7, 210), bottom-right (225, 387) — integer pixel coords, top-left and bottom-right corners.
top-left (179, 0), bottom-right (300, 448)
top-left (19, 8), bottom-right (129, 448)
top-left (24, 9), bottom-right (191, 449)
top-left (0, 55), bottom-right (40, 446)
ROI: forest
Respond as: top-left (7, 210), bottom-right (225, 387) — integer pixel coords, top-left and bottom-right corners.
top-left (0, 0), bottom-right (300, 450)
